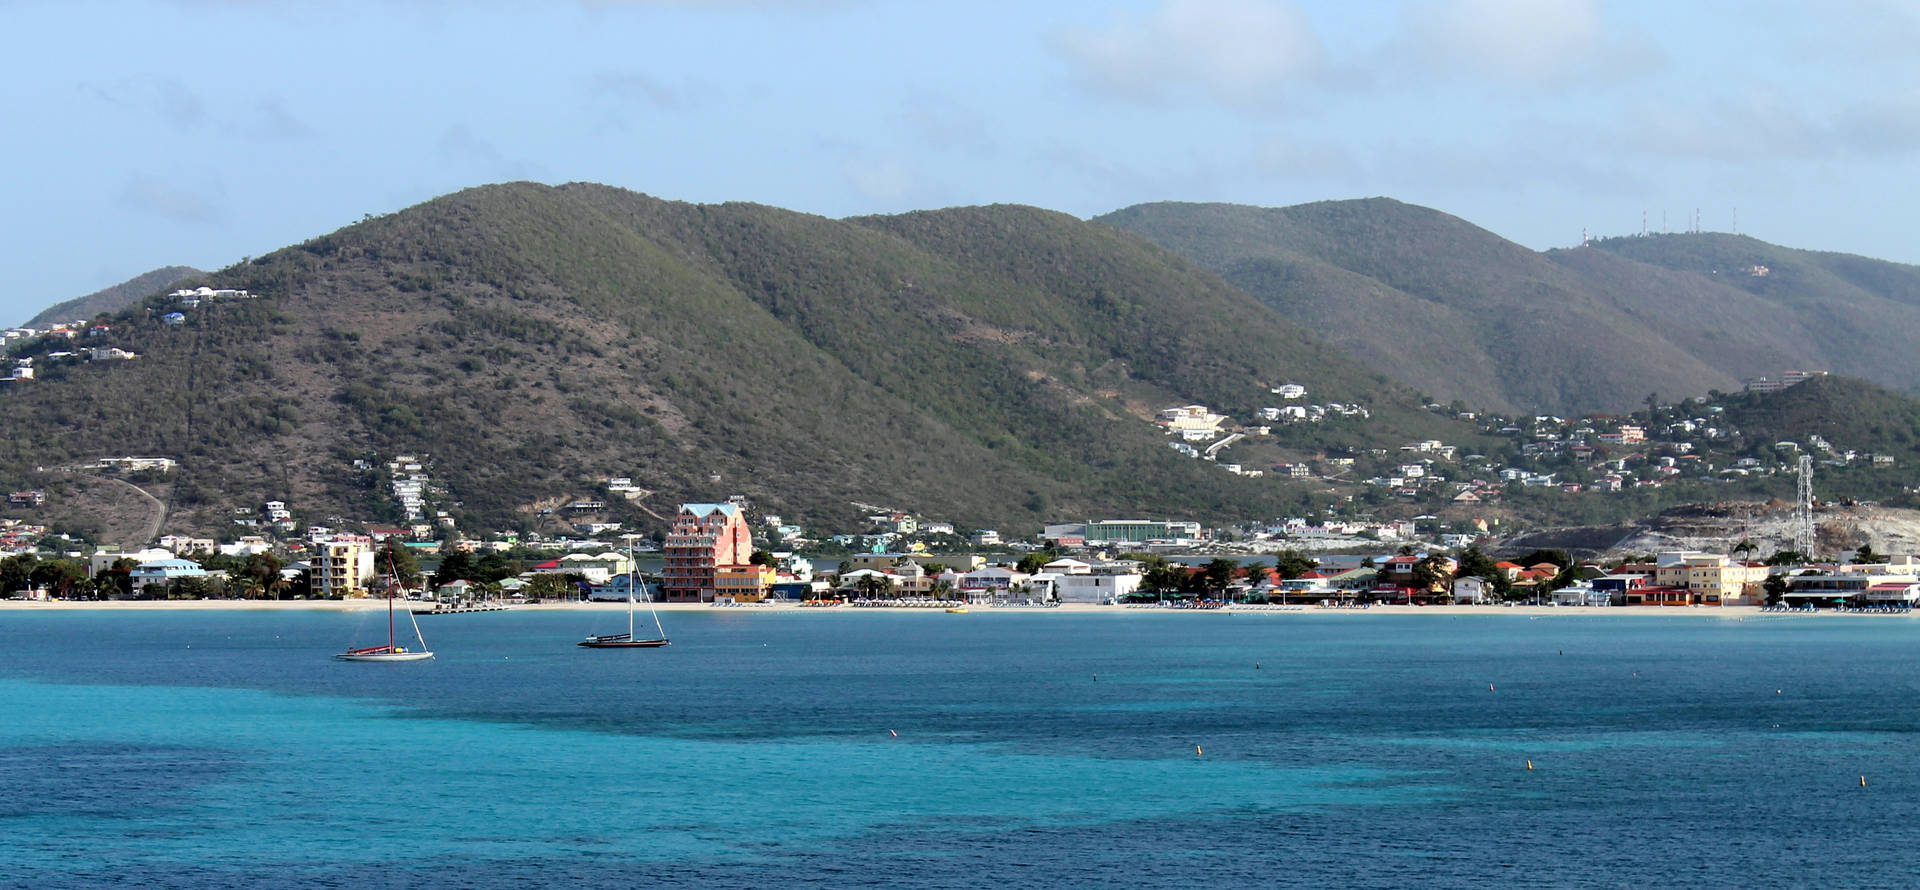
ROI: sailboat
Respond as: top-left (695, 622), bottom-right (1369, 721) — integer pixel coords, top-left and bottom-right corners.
top-left (581, 552), bottom-right (669, 648)
top-left (337, 583), bottom-right (434, 661)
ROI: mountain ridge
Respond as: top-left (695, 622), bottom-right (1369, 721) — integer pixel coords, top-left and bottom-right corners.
top-left (1098, 200), bottom-right (1920, 415)
top-left (22, 266), bottom-right (203, 328)
top-left (0, 182), bottom-right (1475, 540)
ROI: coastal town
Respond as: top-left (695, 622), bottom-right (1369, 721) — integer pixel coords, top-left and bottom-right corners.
top-left (3, 247), bottom-right (1904, 613)
top-left (6, 489), bottom-right (1919, 614)
top-left (0, 265), bottom-right (1910, 614)
top-left (0, 294), bottom-right (1906, 613)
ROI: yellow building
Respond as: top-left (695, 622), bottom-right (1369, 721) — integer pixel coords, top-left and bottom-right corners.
top-left (314, 538), bottom-right (375, 598)
top-left (714, 564), bottom-right (775, 602)
top-left (1655, 554), bottom-right (1768, 605)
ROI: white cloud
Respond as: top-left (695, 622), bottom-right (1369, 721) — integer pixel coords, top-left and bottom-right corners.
top-left (437, 125), bottom-right (548, 181)
top-left (590, 71), bottom-right (692, 108)
top-left (250, 97), bottom-right (315, 141)
top-left (842, 156), bottom-right (915, 203)
top-left (898, 93), bottom-right (996, 158)
top-left (1055, 0), bottom-right (1326, 107)
top-left (118, 175), bottom-right (225, 225)
top-left (1253, 135), bottom-right (1362, 182)
top-left (1614, 87), bottom-right (1920, 163)
top-left (1396, 0), bottom-right (1659, 87)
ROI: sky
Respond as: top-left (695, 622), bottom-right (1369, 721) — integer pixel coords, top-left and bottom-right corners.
top-left (5, 0), bottom-right (1919, 324)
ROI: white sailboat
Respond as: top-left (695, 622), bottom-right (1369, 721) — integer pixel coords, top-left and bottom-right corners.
top-left (337, 581), bottom-right (434, 662)
top-left (581, 551), bottom-right (669, 648)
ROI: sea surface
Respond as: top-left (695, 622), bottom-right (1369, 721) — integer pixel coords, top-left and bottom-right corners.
top-left (2, 608), bottom-right (1917, 888)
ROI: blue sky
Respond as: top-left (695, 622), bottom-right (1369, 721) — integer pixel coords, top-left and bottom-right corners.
top-left (6, 0), bottom-right (1918, 324)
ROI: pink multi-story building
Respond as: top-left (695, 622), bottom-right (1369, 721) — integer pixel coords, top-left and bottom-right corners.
top-left (661, 503), bottom-right (755, 602)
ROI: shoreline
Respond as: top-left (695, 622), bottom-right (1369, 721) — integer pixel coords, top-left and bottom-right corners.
top-left (0, 599), bottom-right (1894, 618)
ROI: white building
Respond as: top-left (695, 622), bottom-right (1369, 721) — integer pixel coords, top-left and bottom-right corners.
top-left (1270, 383), bottom-right (1307, 399)
top-left (1157, 405), bottom-right (1227, 437)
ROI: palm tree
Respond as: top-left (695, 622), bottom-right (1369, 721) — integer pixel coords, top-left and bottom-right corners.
top-left (854, 572), bottom-right (893, 601)
top-left (1732, 539), bottom-right (1757, 563)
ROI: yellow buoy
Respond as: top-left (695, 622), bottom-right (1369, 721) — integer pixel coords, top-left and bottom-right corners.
top-left (1861, 776), bottom-right (1867, 788)
top-left (1196, 745), bottom-right (1203, 757)
top-left (1526, 760), bottom-right (1533, 770)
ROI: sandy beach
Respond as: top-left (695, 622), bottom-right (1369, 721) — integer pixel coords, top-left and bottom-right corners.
top-left (0, 599), bottom-right (1868, 618)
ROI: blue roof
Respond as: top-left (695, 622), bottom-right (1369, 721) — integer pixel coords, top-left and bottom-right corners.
top-left (681, 503), bottom-right (738, 517)
top-left (130, 558), bottom-right (209, 578)
top-left (137, 558), bottom-right (204, 569)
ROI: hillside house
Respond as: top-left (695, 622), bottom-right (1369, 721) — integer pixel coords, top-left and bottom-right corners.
top-left (99, 457), bottom-right (177, 473)
top-left (1157, 405), bottom-right (1227, 438)
top-left (1599, 426), bottom-right (1646, 445)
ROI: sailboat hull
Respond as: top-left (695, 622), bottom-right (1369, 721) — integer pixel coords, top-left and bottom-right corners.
top-left (335, 650), bottom-right (434, 661)
top-left (578, 638), bottom-right (669, 648)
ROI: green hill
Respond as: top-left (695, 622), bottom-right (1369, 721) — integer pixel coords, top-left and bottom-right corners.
top-left (0, 183), bottom-right (1477, 541)
top-left (1718, 375), bottom-right (1920, 458)
top-left (1578, 233), bottom-right (1920, 390)
top-left (22, 266), bottom-right (203, 328)
top-left (1099, 200), bottom-right (1918, 416)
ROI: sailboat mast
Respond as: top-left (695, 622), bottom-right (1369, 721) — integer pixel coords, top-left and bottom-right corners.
top-left (627, 547), bottom-right (637, 638)
top-left (408, 605), bottom-right (428, 651)
top-left (649, 577), bottom-right (667, 641)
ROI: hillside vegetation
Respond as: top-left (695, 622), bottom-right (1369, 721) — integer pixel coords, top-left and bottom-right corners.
top-left (23, 266), bottom-right (202, 328)
top-left (0, 183), bottom-right (1477, 539)
top-left (1099, 200), bottom-right (1920, 415)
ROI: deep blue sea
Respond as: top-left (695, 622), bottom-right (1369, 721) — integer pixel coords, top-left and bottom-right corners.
top-left (3, 608), bottom-right (1918, 889)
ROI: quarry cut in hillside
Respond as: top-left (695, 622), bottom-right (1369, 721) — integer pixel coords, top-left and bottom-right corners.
top-left (1498, 501), bottom-right (1920, 561)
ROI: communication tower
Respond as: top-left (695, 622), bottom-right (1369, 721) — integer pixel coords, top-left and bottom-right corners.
top-left (1793, 455), bottom-right (1815, 557)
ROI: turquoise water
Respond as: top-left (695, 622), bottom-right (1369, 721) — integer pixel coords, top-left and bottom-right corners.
top-left (3, 610), bottom-right (1918, 888)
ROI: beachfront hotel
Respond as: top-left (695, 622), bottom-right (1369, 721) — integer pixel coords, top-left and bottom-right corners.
top-left (660, 502), bottom-right (757, 603)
